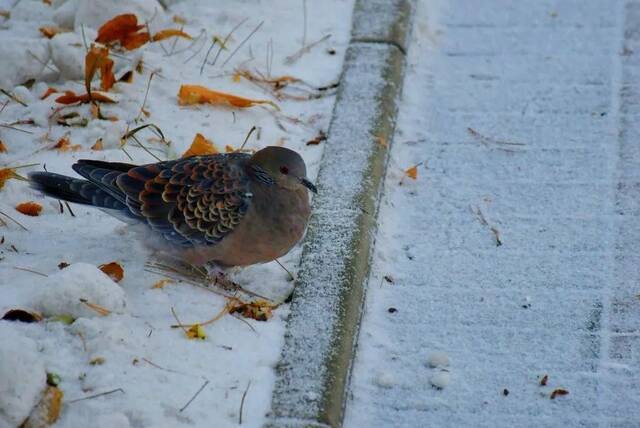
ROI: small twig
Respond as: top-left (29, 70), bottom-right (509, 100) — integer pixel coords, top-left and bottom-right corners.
top-left (67, 388), bottom-right (124, 404)
top-left (0, 123), bottom-right (33, 134)
top-left (13, 266), bottom-right (48, 277)
top-left (183, 30), bottom-right (208, 64)
top-left (0, 89), bottom-right (27, 106)
top-left (0, 210), bottom-right (29, 231)
top-left (210, 18), bottom-right (249, 68)
top-left (470, 204), bottom-right (502, 247)
top-left (239, 126), bottom-right (257, 151)
top-left (285, 34), bottom-right (331, 65)
top-left (238, 380), bottom-right (251, 424)
top-left (171, 306), bottom-right (189, 335)
top-left (180, 379), bottom-right (210, 412)
top-left (221, 21), bottom-right (264, 68)
top-left (274, 259), bottom-right (294, 281)
top-left (136, 71), bottom-right (156, 122)
top-left (0, 99), bottom-right (10, 115)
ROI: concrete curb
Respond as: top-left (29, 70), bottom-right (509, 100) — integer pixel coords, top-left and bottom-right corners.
top-left (268, 1), bottom-right (413, 427)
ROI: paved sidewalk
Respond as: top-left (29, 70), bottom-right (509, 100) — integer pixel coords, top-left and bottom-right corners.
top-left (345, 0), bottom-right (640, 426)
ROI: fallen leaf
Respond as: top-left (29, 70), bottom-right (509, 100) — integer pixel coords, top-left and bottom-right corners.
top-left (51, 136), bottom-right (81, 151)
top-left (550, 388), bottom-right (569, 399)
top-left (99, 261), bottom-right (124, 282)
top-left (177, 85), bottom-right (279, 110)
top-left (89, 356), bottom-right (105, 365)
top-left (39, 26), bottom-right (62, 38)
top-left (95, 13), bottom-right (149, 50)
top-left (540, 374), bottom-right (549, 386)
top-left (0, 167), bottom-right (27, 190)
top-left (58, 261), bottom-right (70, 269)
top-left (85, 45), bottom-right (115, 92)
top-left (23, 386), bottom-right (63, 427)
top-left (306, 130), bottom-right (327, 146)
top-left (172, 15), bottom-right (187, 25)
top-left (0, 140), bottom-right (7, 153)
top-left (91, 139), bottom-right (104, 150)
top-left (229, 299), bottom-right (274, 321)
top-left (225, 145), bottom-right (235, 153)
top-left (2, 309), bottom-right (43, 323)
top-left (405, 165), bottom-right (418, 180)
top-left (16, 201), bottom-right (43, 216)
top-left (182, 133), bottom-right (219, 157)
top-left (118, 70), bottom-right (134, 83)
top-left (55, 90), bottom-right (115, 105)
top-left (186, 323), bottom-right (206, 340)
top-left (152, 28), bottom-right (192, 42)
top-left (40, 87), bottom-right (58, 99)
top-left (151, 279), bottom-right (174, 289)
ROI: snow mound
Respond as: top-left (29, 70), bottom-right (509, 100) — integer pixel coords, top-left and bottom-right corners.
top-left (0, 38), bottom-right (50, 89)
top-left (50, 32), bottom-right (89, 80)
top-left (34, 263), bottom-right (128, 319)
top-left (0, 324), bottom-right (46, 428)
top-left (426, 351), bottom-right (450, 368)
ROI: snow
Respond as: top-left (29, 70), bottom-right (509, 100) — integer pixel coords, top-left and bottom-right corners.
top-left (34, 263), bottom-right (128, 318)
top-left (0, 324), bottom-right (46, 428)
top-left (426, 351), bottom-right (449, 369)
top-left (0, 0), bottom-right (353, 426)
top-left (346, 0), bottom-right (640, 426)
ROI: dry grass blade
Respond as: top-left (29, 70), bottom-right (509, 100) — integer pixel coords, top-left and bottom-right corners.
top-left (136, 71), bottom-right (156, 121)
top-left (221, 21), bottom-right (264, 68)
top-left (0, 89), bottom-right (27, 106)
top-left (239, 126), bottom-right (257, 151)
top-left (285, 34), bottom-right (331, 64)
top-left (0, 123), bottom-right (33, 134)
top-left (79, 298), bottom-right (111, 316)
top-left (180, 379), bottom-right (210, 412)
top-left (238, 380), bottom-right (251, 424)
top-left (0, 210), bottom-right (29, 231)
top-left (67, 388), bottom-right (124, 404)
top-left (13, 266), bottom-right (48, 277)
top-left (209, 18), bottom-right (249, 68)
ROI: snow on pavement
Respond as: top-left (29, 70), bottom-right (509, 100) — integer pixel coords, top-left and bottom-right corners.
top-left (0, 1), bottom-right (353, 426)
top-left (346, 0), bottom-right (640, 426)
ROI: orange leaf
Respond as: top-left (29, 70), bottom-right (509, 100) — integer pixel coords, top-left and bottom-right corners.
top-left (118, 70), bottom-right (134, 83)
top-left (182, 133), bottom-right (219, 157)
top-left (152, 29), bottom-right (192, 42)
top-left (85, 45), bottom-right (115, 92)
top-left (91, 139), bottom-right (104, 150)
top-left (40, 87), bottom-right (58, 99)
top-left (15, 201), bottom-right (42, 216)
top-left (99, 261), bottom-right (124, 282)
top-left (225, 145), bottom-right (235, 153)
top-left (96, 13), bottom-right (145, 44)
top-left (55, 90), bottom-right (115, 105)
top-left (0, 140), bottom-right (7, 153)
top-left (0, 167), bottom-right (26, 190)
top-left (229, 299), bottom-right (274, 321)
top-left (151, 279), bottom-right (174, 289)
top-left (172, 15), bottom-right (187, 25)
top-left (405, 165), bottom-right (418, 180)
top-left (122, 31), bottom-right (151, 50)
top-left (39, 26), bottom-right (62, 39)
top-left (51, 137), bottom-right (81, 151)
top-left (177, 85), bottom-right (279, 110)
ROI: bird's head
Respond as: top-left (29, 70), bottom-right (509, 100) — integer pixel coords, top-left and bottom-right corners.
top-left (248, 146), bottom-right (317, 194)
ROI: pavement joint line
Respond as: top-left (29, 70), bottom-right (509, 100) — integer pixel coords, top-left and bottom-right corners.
top-left (268, 0), bottom-right (414, 426)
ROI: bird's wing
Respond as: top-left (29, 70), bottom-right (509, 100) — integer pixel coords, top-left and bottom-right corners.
top-left (116, 154), bottom-right (253, 247)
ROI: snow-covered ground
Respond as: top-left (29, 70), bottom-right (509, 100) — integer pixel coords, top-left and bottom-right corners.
top-left (0, 1), bottom-right (352, 426)
top-left (346, 0), bottom-right (640, 426)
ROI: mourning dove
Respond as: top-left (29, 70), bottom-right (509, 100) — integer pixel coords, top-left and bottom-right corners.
top-left (29, 146), bottom-right (316, 267)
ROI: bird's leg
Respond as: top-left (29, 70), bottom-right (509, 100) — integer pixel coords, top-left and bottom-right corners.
top-left (204, 262), bottom-right (242, 293)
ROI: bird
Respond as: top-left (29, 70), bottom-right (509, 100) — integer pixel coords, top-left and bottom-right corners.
top-left (29, 146), bottom-right (317, 269)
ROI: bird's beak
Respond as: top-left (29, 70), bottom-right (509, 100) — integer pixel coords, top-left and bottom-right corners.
top-left (300, 177), bottom-right (318, 194)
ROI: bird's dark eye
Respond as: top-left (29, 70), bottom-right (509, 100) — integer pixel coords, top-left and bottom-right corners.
top-left (280, 166), bottom-right (289, 175)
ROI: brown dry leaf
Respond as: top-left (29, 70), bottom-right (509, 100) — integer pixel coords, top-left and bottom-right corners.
top-left (152, 28), bottom-right (192, 42)
top-left (95, 13), bottom-right (149, 50)
top-left (550, 388), bottom-right (569, 399)
top-left (0, 140), bottom-right (7, 153)
top-left (229, 298), bottom-right (274, 321)
top-left (40, 87), bottom-right (58, 99)
top-left (85, 45), bottom-right (115, 92)
top-left (186, 324), bottom-right (206, 340)
top-left (99, 261), bottom-right (124, 282)
top-left (51, 136), bottom-right (81, 151)
top-left (151, 279), bottom-right (174, 289)
top-left (0, 167), bottom-right (26, 190)
top-left (225, 145), bottom-right (235, 153)
top-left (118, 70), bottom-right (134, 83)
top-left (2, 308), bottom-right (43, 323)
top-left (23, 386), bottom-right (63, 427)
top-left (16, 201), bottom-right (43, 216)
top-left (306, 130), bottom-right (327, 146)
top-left (55, 90), bottom-right (115, 105)
top-left (540, 374), bottom-right (549, 386)
top-left (177, 85), bottom-right (279, 110)
top-left (182, 133), bottom-right (219, 158)
top-left (91, 139), bottom-right (104, 150)
top-left (173, 15), bottom-right (187, 25)
top-left (405, 165), bottom-right (418, 180)
top-left (89, 356), bottom-right (105, 365)
top-left (39, 26), bottom-right (63, 38)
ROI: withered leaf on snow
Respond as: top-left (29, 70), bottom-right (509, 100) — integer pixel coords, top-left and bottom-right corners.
top-left (2, 309), bottom-right (43, 323)
top-left (95, 13), bottom-right (149, 50)
top-left (405, 165), bottom-right (419, 180)
top-left (99, 261), bottom-right (124, 282)
top-left (0, 167), bottom-right (27, 190)
top-left (182, 133), bottom-right (219, 158)
top-left (55, 90), bottom-right (116, 105)
top-left (41, 87), bottom-right (58, 99)
top-left (186, 323), bottom-right (206, 340)
top-left (15, 201), bottom-right (43, 216)
top-left (177, 85), bottom-right (279, 110)
top-left (39, 26), bottom-right (63, 39)
top-left (152, 28), bottom-right (192, 42)
top-left (0, 140), bottom-right (7, 153)
top-left (151, 279), bottom-right (174, 289)
top-left (85, 45), bottom-right (116, 92)
top-left (550, 388), bottom-right (569, 399)
top-left (229, 298), bottom-right (274, 322)
top-left (51, 136), bottom-right (81, 151)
